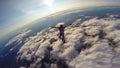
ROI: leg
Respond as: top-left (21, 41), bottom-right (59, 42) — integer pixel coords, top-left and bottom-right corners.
top-left (59, 35), bottom-right (62, 39)
top-left (61, 34), bottom-right (65, 43)
top-left (59, 34), bottom-right (65, 43)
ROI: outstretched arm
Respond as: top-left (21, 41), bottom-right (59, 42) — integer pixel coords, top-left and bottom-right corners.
top-left (51, 26), bottom-right (59, 28)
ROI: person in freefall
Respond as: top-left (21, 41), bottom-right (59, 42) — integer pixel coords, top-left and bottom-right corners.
top-left (52, 23), bottom-right (66, 43)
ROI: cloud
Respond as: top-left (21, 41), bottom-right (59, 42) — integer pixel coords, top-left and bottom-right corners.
top-left (5, 30), bottom-right (32, 47)
top-left (16, 14), bottom-right (120, 68)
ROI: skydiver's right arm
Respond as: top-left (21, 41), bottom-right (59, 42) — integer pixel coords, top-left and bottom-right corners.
top-left (51, 26), bottom-right (59, 28)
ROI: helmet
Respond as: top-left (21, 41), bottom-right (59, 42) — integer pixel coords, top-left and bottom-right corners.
top-left (56, 22), bottom-right (64, 27)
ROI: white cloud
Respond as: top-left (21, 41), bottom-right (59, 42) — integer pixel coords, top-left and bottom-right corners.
top-left (16, 15), bottom-right (120, 68)
top-left (5, 30), bottom-right (32, 47)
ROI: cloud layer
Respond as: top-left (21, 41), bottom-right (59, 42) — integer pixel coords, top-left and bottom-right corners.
top-left (5, 30), bottom-right (32, 47)
top-left (14, 15), bottom-right (120, 68)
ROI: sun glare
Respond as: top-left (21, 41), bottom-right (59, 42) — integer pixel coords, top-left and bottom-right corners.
top-left (43, 0), bottom-right (54, 6)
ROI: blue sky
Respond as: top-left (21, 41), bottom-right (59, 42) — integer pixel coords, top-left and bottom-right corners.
top-left (0, 0), bottom-right (120, 39)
